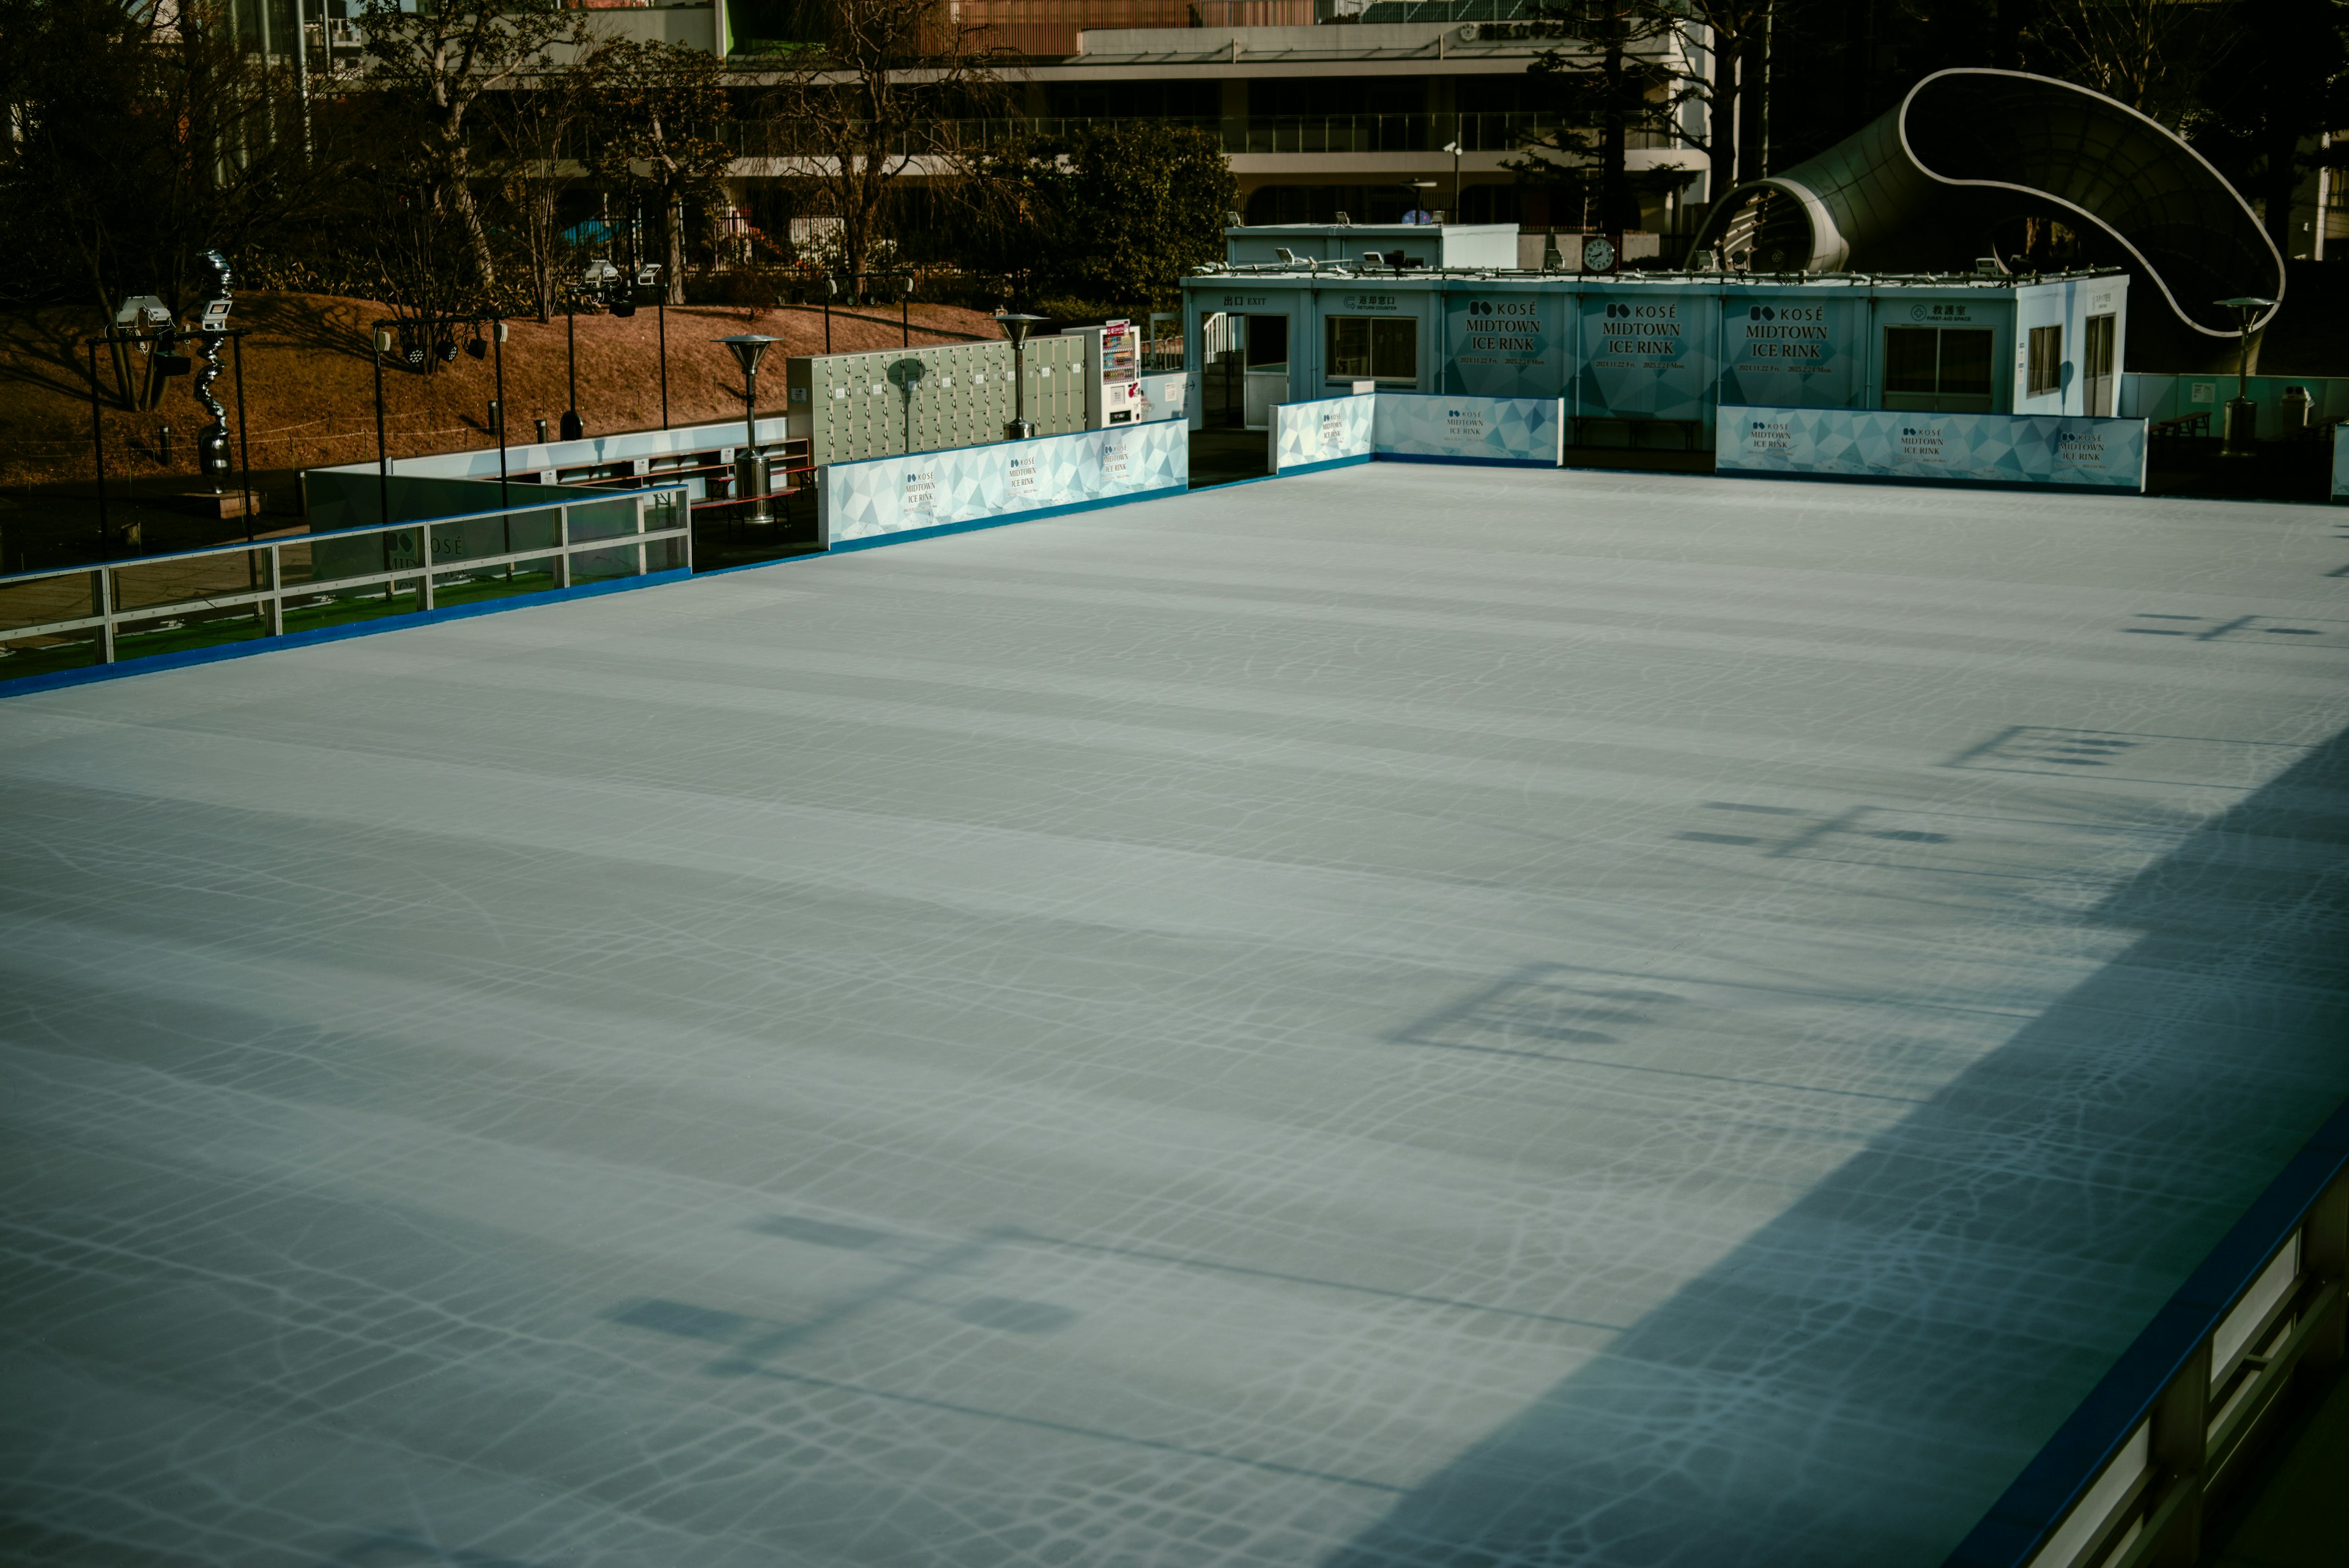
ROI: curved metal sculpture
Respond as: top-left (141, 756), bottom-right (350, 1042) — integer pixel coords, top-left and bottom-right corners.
top-left (191, 249), bottom-right (235, 486)
top-left (1693, 69), bottom-right (2284, 371)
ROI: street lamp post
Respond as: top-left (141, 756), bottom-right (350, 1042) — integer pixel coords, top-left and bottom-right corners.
top-left (1441, 139), bottom-right (1461, 221)
top-left (718, 333), bottom-right (780, 525)
top-left (2214, 296), bottom-right (2276, 458)
top-left (994, 313), bottom-right (1045, 441)
top-left (562, 291), bottom-right (584, 441)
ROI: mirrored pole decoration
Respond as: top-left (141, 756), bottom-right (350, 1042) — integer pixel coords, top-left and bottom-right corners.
top-left (717, 334), bottom-right (779, 526)
top-left (2214, 296), bottom-right (2276, 458)
top-left (994, 314), bottom-right (1045, 441)
top-left (190, 250), bottom-right (236, 499)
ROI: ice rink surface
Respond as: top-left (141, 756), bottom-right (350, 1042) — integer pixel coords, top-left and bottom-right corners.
top-left (2, 465), bottom-right (2345, 1568)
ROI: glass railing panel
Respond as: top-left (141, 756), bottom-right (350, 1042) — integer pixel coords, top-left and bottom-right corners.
top-left (280, 579), bottom-right (423, 636)
top-left (111, 549), bottom-right (267, 615)
top-left (112, 601), bottom-right (271, 662)
top-left (0, 573), bottom-right (95, 635)
top-left (289, 533), bottom-right (388, 588)
top-left (643, 491), bottom-right (688, 538)
top-left (0, 621), bottom-right (102, 684)
top-left (431, 555), bottom-right (563, 609)
top-left (505, 507), bottom-right (563, 554)
top-left (568, 544), bottom-right (642, 583)
top-left (565, 497), bottom-right (640, 544)
top-left (645, 537), bottom-right (688, 574)
top-left (429, 512), bottom-right (526, 568)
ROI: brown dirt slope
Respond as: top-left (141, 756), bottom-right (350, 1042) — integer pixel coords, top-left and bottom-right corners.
top-left (0, 294), bottom-right (1009, 487)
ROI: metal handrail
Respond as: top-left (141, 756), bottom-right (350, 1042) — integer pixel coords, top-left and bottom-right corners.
top-left (1, 486), bottom-right (692, 673)
top-left (1946, 1099), bottom-right (2348, 1568)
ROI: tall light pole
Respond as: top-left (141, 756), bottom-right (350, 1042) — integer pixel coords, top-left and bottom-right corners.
top-left (995, 314), bottom-right (1045, 440)
top-left (718, 334), bottom-right (779, 524)
top-left (2214, 296), bottom-right (2276, 458)
top-left (562, 289), bottom-right (583, 441)
top-left (1441, 139), bottom-right (1461, 221)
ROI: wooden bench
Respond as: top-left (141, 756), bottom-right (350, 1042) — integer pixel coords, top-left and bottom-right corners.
top-left (2150, 411), bottom-right (2210, 450)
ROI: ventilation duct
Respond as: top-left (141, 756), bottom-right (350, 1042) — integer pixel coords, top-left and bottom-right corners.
top-left (1691, 69), bottom-right (2284, 371)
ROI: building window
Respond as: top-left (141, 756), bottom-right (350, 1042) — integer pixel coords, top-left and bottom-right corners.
top-left (1883, 325), bottom-right (1995, 412)
top-left (2027, 325), bottom-right (2063, 397)
top-left (1326, 316), bottom-right (1417, 384)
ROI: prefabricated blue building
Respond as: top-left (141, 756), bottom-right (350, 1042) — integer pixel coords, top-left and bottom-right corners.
top-left (1181, 234), bottom-right (2131, 448)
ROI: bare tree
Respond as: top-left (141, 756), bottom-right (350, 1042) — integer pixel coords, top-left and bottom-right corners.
top-left (2033, 0), bottom-right (2238, 128)
top-left (588, 40), bottom-right (737, 306)
top-left (1669, 0), bottom-right (1777, 191)
top-left (762, 0), bottom-right (1015, 290)
top-left (0, 0), bottom-right (332, 401)
top-left (1509, 2), bottom-right (1701, 234)
top-left (357, 0), bottom-right (585, 290)
top-left (488, 56), bottom-right (603, 322)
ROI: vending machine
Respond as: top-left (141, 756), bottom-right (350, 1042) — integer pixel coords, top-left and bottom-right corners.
top-left (1078, 319), bottom-right (1142, 428)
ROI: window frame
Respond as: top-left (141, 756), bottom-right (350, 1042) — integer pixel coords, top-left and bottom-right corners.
top-left (1324, 314), bottom-right (1419, 386)
top-left (2027, 324), bottom-right (2063, 399)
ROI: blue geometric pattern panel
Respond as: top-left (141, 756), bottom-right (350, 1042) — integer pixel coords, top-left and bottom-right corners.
top-left (1373, 393), bottom-right (1564, 466)
top-left (1272, 393), bottom-right (1376, 472)
top-left (1718, 405), bottom-right (2148, 491)
top-left (822, 422), bottom-right (1188, 546)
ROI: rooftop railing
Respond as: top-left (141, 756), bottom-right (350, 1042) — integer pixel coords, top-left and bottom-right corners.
top-left (0, 488), bottom-right (690, 692)
top-left (716, 113), bottom-right (1677, 158)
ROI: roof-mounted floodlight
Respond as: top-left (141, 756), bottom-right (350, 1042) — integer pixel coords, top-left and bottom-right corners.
top-left (1226, 210), bottom-right (1244, 228)
top-left (1335, 211), bottom-right (1351, 226)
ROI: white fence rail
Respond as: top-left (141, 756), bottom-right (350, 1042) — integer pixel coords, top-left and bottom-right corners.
top-left (1, 488), bottom-right (691, 689)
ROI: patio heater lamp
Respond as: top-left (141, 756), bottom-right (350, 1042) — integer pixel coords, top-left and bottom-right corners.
top-left (995, 313), bottom-right (1047, 441)
top-left (718, 333), bottom-right (781, 524)
top-left (2213, 296), bottom-right (2275, 458)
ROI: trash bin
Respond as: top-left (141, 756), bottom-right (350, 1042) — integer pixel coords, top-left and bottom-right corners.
top-left (2281, 385), bottom-right (2310, 435)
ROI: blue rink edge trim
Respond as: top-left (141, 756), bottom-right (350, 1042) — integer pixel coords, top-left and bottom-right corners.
top-left (1718, 467), bottom-right (2145, 498)
top-left (0, 568), bottom-right (690, 700)
top-left (1277, 454), bottom-right (1375, 477)
top-left (1378, 453), bottom-right (1558, 469)
top-left (1945, 1094), bottom-right (2349, 1568)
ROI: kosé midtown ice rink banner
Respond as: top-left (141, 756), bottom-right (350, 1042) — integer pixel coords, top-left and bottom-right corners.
top-left (1444, 290), bottom-right (1562, 398)
top-left (1716, 297), bottom-right (1867, 410)
top-left (1271, 393), bottom-right (1375, 474)
top-left (1718, 406), bottom-right (2147, 491)
top-left (1577, 289), bottom-right (1711, 422)
top-left (822, 422), bottom-right (1187, 547)
top-left (1373, 393), bottom-right (1564, 466)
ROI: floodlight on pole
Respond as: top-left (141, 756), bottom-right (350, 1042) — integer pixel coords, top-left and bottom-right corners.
top-left (2214, 295), bottom-right (2276, 458)
top-left (717, 333), bottom-right (781, 524)
top-left (1441, 140), bottom-right (1461, 223)
top-left (995, 313), bottom-right (1046, 440)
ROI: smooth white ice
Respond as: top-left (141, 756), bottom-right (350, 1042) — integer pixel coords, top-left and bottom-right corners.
top-left (2, 466), bottom-right (2344, 1567)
